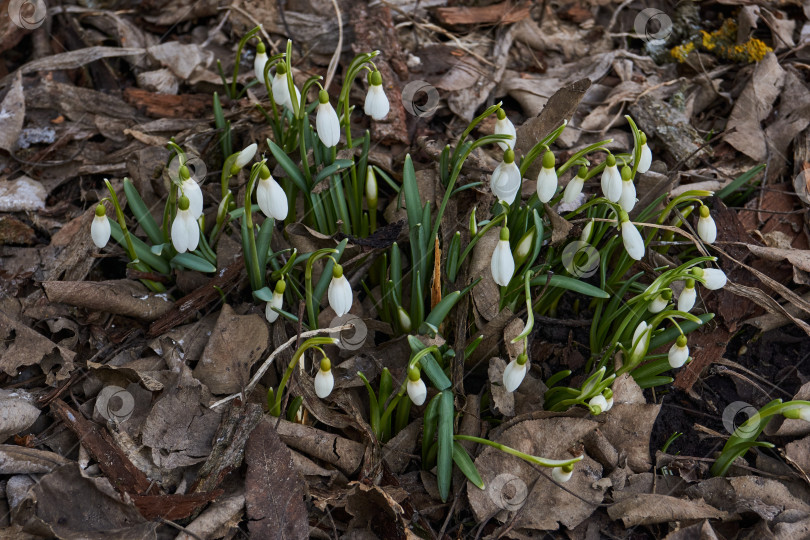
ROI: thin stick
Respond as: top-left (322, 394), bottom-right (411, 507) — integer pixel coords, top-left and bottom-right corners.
top-left (209, 324), bottom-right (352, 409)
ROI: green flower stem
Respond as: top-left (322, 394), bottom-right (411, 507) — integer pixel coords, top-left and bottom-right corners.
top-left (243, 162), bottom-right (265, 290)
top-left (556, 139), bottom-right (612, 177)
top-left (220, 153), bottom-right (239, 200)
top-left (450, 212), bottom-right (507, 281)
top-left (449, 103), bottom-right (502, 172)
top-left (518, 121), bottom-right (568, 177)
top-left (270, 336), bottom-right (337, 416)
top-left (230, 26), bottom-right (262, 98)
top-left (656, 191), bottom-right (713, 225)
top-left (305, 248), bottom-right (339, 328)
top-left (454, 435), bottom-right (584, 468)
top-left (511, 272), bottom-right (535, 343)
top-left (625, 115), bottom-right (643, 178)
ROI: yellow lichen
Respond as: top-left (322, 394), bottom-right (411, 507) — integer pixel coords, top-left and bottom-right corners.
top-left (670, 17), bottom-right (772, 64)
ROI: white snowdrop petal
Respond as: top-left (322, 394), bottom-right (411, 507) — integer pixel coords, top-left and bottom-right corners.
top-left (589, 394), bottom-right (608, 414)
top-left (235, 143), bottom-right (257, 169)
top-left (364, 85), bottom-right (389, 120)
top-left (254, 53), bottom-right (268, 84)
top-left (601, 166), bottom-right (622, 202)
top-left (562, 177), bottom-right (584, 204)
top-left (800, 407), bottom-right (810, 422)
top-left (184, 212), bottom-right (199, 252)
top-left (648, 295), bottom-right (668, 313)
top-left (267, 176), bottom-right (288, 221)
top-left (495, 117), bottom-right (516, 150)
top-left (697, 215), bottom-right (717, 244)
top-left (703, 268), bottom-right (727, 290)
top-left (181, 178), bottom-right (203, 219)
top-left (637, 143), bottom-right (652, 173)
top-left (604, 397), bottom-right (614, 411)
top-left (502, 360), bottom-right (527, 392)
top-left (407, 378), bottom-right (427, 406)
top-left (328, 275), bottom-right (353, 316)
top-left (668, 344), bottom-right (689, 368)
top-left (552, 467), bottom-right (573, 483)
top-left (91, 215), bottom-right (111, 248)
top-left (490, 240), bottom-right (515, 286)
top-left (265, 291), bottom-right (284, 323)
top-left (678, 287), bottom-right (697, 312)
top-left (619, 180), bottom-right (636, 212)
top-left (316, 102), bottom-right (341, 148)
top-left (536, 167), bottom-right (558, 203)
top-left (314, 369), bottom-right (334, 398)
top-left (171, 212), bottom-right (189, 253)
top-left (490, 161), bottom-right (521, 204)
top-left (621, 221), bottom-right (645, 261)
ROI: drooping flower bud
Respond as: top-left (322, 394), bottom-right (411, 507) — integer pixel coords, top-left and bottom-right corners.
top-left (91, 204), bottom-right (111, 248)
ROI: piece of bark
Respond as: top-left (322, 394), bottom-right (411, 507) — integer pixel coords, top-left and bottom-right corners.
top-left (629, 94), bottom-right (710, 168)
top-left (43, 280), bottom-right (174, 322)
top-left (123, 88), bottom-right (211, 119)
top-left (191, 402), bottom-right (263, 495)
top-left (434, 1), bottom-right (530, 25)
top-left (245, 418), bottom-right (308, 539)
top-left (272, 417), bottom-right (364, 475)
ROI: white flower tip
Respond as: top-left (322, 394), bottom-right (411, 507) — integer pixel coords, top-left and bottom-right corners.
top-left (552, 466), bottom-right (574, 483)
top-left (589, 394), bottom-right (608, 415)
top-left (503, 358), bottom-right (528, 392)
top-left (314, 368), bottom-right (334, 398)
top-left (407, 378), bottom-right (427, 406)
top-left (91, 214), bottom-right (110, 248)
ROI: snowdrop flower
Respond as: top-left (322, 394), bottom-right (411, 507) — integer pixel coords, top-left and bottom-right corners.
top-left (628, 320), bottom-right (651, 365)
top-left (491, 227), bottom-right (515, 287)
top-left (271, 63), bottom-right (300, 110)
top-left (265, 279), bottom-right (286, 323)
top-left (171, 195), bottom-right (200, 253)
top-left (618, 165), bottom-right (636, 212)
top-left (697, 204), bottom-right (717, 244)
top-left (503, 353), bottom-right (528, 392)
top-left (91, 204), bottom-right (110, 248)
top-left (328, 263), bottom-right (353, 317)
top-left (179, 165), bottom-right (203, 219)
top-left (490, 148), bottom-right (521, 204)
top-left (783, 404), bottom-right (810, 422)
top-left (314, 356), bottom-right (334, 398)
top-left (536, 150), bottom-right (558, 203)
top-left (364, 70), bottom-right (389, 120)
top-left (254, 41), bottom-right (268, 84)
top-left (494, 108), bottom-right (516, 150)
top-left (668, 335), bottom-right (689, 368)
top-left (552, 465), bottom-right (574, 483)
top-left (233, 143), bottom-right (258, 172)
top-left (256, 164), bottom-right (288, 221)
top-left (601, 154), bottom-right (622, 202)
top-left (678, 279), bottom-right (697, 312)
top-left (407, 366), bottom-right (427, 406)
top-left (620, 211), bottom-right (644, 261)
top-left (563, 166), bottom-right (587, 204)
top-left (648, 290), bottom-right (672, 313)
top-left (589, 394), bottom-right (609, 415)
top-left (513, 229), bottom-right (535, 267)
top-left (694, 266), bottom-right (727, 291)
top-left (636, 132), bottom-right (652, 174)
top-left (315, 89), bottom-right (341, 148)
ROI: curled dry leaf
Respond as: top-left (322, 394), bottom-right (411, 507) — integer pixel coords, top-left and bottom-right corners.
top-left (42, 280), bottom-right (174, 322)
top-left (0, 445), bottom-right (70, 475)
top-left (0, 310), bottom-right (75, 385)
top-left (0, 390), bottom-right (40, 443)
top-left (607, 493), bottom-right (730, 527)
top-left (468, 417), bottom-right (604, 531)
